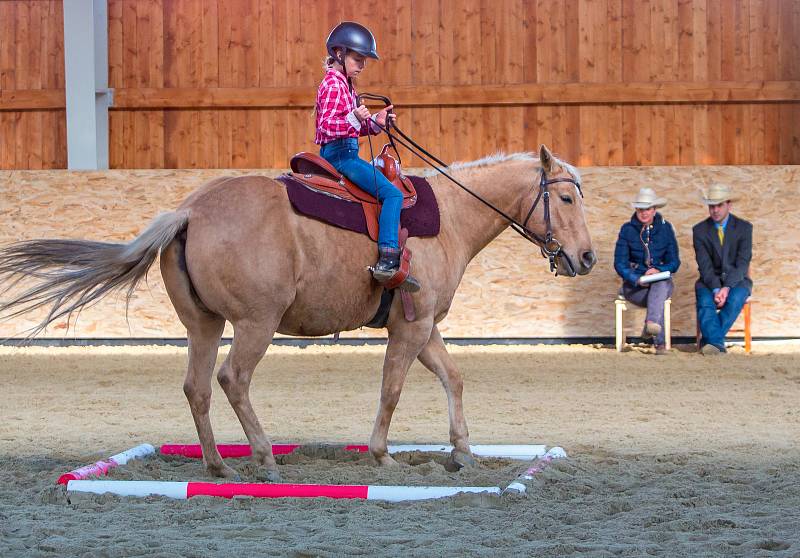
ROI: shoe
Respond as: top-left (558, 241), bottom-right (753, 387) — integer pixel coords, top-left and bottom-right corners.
top-left (371, 247), bottom-right (422, 292)
top-left (642, 321), bottom-right (662, 340)
top-left (371, 247), bottom-right (401, 283)
top-left (700, 343), bottom-right (721, 356)
top-left (655, 345), bottom-right (668, 356)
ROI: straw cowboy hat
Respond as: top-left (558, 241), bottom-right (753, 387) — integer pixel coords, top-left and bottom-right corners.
top-left (701, 183), bottom-right (737, 205)
top-left (630, 187), bottom-right (667, 209)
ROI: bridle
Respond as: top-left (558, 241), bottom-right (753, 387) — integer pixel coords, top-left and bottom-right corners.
top-left (356, 92), bottom-right (583, 274)
top-left (518, 169), bottom-right (584, 272)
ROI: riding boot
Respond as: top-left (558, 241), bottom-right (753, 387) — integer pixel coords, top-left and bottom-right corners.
top-left (372, 247), bottom-right (422, 292)
top-left (372, 247), bottom-right (400, 282)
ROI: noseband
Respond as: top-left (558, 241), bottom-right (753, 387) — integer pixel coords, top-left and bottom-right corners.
top-left (516, 169), bottom-right (584, 272)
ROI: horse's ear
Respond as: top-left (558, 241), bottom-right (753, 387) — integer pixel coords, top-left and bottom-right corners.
top-left (539, 144), bottom-right (555, 173)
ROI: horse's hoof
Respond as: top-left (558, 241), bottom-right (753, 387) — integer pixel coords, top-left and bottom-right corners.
top-left (257, 467), bottom-right (282, 483)
top-left (209, 463), bottom-right (241, 480)
top-left (445, 449), bottom-right (476, 472)
top-left (376, 454), bottom-right (400, 467)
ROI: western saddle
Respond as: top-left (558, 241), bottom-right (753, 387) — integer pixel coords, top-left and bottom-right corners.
top-left (288, 144), bottom-right (417, 243)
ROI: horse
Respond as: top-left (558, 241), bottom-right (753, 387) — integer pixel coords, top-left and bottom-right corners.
top-left (0, 144), bottom-right (595, 481)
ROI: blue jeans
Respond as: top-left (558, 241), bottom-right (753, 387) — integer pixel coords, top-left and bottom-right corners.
top-left (695, 283), bottom-right (751, 349)
top-left (320, 138), bottom-right (402, 249)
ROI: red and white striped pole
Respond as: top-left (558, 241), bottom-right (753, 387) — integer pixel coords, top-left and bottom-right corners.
top-left (66, 480), bottom-right (501, 502)
top-left (503, 446), bottom-right (567, 495)
top-left (57, 444), bottom-right (155, 485)
top-left (159, 443), bottom-right (546, 461)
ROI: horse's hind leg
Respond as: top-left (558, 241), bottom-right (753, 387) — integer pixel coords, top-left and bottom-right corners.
top-left (417, 325), bottom-right (475, 471)
top-left (184, 319), bottom-right (239, 479)
top-left (160, 239), bottom-right (235, 479)
top-left (217, 320), bottom-right (281, 482)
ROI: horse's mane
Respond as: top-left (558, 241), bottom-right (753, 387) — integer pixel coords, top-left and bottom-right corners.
top-left (418, 151), bottom-right (581, 184)
top-left (450, 151), bottom-right (537, 171)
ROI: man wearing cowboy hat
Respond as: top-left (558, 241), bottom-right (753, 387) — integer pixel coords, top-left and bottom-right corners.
top-left (614, 187), bottom-right (681, 355)
top-left (693, 183), bottom-right (753, 355)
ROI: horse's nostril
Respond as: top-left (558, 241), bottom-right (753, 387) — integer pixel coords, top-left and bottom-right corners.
top-left (581, 250), bottom-right (597, 268)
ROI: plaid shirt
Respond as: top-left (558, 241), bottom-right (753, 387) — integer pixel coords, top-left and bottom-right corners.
top-left (314, 68), bottom-right (379, 145)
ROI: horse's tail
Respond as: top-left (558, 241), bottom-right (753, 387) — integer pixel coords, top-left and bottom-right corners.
top-left (0, 210), bottom-right (190, 338)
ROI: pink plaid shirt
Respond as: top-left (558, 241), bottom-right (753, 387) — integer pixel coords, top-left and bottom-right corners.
top-left (314, 68), bottom-right (379, 145)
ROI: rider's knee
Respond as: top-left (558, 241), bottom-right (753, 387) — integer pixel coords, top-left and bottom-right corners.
top-left (382, 185), bottom-right (403, 202)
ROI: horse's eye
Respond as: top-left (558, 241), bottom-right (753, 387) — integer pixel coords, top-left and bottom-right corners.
top-left (560, 195), bottom-right (573, 204)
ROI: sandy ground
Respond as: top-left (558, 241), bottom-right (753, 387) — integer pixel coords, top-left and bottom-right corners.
top-left (1, 342), bottom-right (799, 557)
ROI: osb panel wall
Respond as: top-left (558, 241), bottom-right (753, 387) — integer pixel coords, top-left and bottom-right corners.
top-left (1, 166), bottom-right (797, 339)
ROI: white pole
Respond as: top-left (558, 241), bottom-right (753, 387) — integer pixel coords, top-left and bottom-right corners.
top-left (68, 480), bottom-right (189, 499)
top-left (366, 485), bottom-right (500, 502)
top-left (63, 0), bottom-right (111, 169)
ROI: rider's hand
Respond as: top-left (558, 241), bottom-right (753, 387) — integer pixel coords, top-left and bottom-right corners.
top-left (353, 105), bottom-right (371, 123)
top-left (644, 267), bottom-right (660, 276)
top-left (375, 105), bottom-right (397, 127)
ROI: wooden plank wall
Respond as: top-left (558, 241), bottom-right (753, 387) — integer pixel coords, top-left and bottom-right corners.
top-left (1, 166), bottom-right (798, 339)
top-left (0, 1), bottom-right (66, 169)
top-left (1, 0), bottom-right (799, 169)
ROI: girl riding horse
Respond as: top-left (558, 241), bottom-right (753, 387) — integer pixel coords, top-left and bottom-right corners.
top-left (315, 22), bottom-right (420, 291)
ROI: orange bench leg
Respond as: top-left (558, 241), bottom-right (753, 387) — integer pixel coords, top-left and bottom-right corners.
top-left (744, 301), bottom-right (752, 354)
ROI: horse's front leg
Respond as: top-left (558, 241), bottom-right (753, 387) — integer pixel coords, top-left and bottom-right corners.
top-left (369, 318), bottom-right (434, 466)
top-left (417, 325), bottom-right (475, 471)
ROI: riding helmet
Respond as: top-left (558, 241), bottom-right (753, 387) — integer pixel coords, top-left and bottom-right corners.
top-left (326, 22), bottom-right (379, 60)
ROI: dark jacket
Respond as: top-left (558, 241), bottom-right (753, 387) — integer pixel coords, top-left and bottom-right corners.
top-left (692, 214), bottom-right (753, 291)
top-left (614, 212), bottom-right (681, 286)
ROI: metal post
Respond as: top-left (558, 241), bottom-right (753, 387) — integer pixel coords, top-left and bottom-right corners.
top-left (63, 0), bottom-right (112, 169)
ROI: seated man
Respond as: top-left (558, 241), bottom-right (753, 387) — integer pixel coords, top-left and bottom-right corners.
top-left (692, 183), bottom-right (753, 355)
top-left (614, 187), bottom-right (680, 355)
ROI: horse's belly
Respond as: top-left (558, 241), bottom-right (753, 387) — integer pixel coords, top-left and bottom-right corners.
top-left (277, 282), bottom-right (383, 336)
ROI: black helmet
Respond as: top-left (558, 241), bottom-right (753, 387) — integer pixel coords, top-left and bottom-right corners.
top-left (326, 22), bottom-right (379, 60)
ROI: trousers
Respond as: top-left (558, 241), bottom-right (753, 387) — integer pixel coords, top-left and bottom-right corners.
top-left (622, 278), bottom-right (674, 346)
top-left (320, 137), bottom-right (402, 249)
top-left (695, 283), bottom-right (750, 349)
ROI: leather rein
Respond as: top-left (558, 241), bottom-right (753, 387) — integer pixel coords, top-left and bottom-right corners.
top-left (356, 92), bottom-right (583, 273)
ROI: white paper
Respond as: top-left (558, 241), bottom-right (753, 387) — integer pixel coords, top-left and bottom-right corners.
top-left (639, 270), bottom-right (671, 284)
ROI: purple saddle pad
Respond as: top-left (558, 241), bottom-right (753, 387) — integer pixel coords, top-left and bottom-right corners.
top-left (278, 174), bottom-right (440, 239)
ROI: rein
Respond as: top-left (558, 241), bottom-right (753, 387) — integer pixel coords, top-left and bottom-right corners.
top-left (356, 93), bottom-right (583, 273)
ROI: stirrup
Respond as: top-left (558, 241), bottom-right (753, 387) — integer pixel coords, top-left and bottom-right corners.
top-left (370, 266), bottom-right (421, 293)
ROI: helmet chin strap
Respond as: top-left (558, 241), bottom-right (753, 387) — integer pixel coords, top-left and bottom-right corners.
top-left (337, 49), bottom-right (354, 93)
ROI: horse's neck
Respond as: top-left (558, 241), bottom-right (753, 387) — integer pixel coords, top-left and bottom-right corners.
top-left (434, 160), bottom-right (536, 264)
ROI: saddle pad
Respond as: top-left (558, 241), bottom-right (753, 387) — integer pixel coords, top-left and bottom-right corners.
top-left (279, 175), bottom-right (440, 239)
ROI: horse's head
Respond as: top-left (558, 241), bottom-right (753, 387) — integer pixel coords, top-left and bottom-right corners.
top-left (519, 145), bottom-right (596, 277)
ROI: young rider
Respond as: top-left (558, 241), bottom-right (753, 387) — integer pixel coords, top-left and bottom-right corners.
top-left (315, 21), bottom-right (420, 291)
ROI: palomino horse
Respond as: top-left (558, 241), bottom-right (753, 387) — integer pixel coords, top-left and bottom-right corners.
top-left (0, 145), bottom-right (595, 480)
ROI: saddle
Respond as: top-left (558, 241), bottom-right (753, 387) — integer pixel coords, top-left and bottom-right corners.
top-left (288, 145), bottom-right (417, 243)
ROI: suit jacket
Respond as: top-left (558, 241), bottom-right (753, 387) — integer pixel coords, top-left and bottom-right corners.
top-left (692, 213), bottom-right (753, 291)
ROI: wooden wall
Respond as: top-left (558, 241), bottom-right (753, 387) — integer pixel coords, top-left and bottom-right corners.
top-left (1, 0), bottom-right (799, 169)
top-left (1, 166), bottom-right (798, 340)
top-left (0, 0), bottom-right (66, 169)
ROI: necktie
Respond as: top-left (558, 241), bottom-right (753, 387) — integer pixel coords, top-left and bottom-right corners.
top-left (717, 226), bottom-right (724, 246)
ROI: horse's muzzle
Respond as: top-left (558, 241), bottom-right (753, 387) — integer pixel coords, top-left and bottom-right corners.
top-left (577, 250), bottom-right (597, 275)
top-left (555, 253), bottom-right (577, 277)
